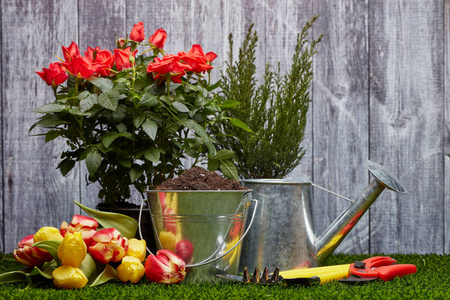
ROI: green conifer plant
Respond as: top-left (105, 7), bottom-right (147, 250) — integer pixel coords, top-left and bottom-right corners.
top-left (211, 15), bottom-right (322, 179)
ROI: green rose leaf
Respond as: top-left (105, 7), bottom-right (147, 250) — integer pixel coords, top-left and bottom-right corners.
top-left (57, 158), bottom-right (76, 176)
top-left (208, 158), bottom-right (220, 171)
top-left (80, 93), bottom-right (98, 113)
top-left (32, 103), bottom-right (67, 114)
top-left (74, 201), bottom-right (138, 239)
top-left (89, 77), bottom-right (114, 91)
top-left (130, 167), bottom-right (144, 183)
top-left (140, 92), bottom-right (159, 108)
top-left (179, 119), bottom-right (216, 158)
top-left (86, 150), bottom-right (103, 176)
top-left (219, 160), bottom-right (239, 181)
top-left (142, 119), bottom-right (158, 140)
top-left (101, 132), bottom-right (120, 148)
top-left (144, 148), bottom-right (160, 163)
top-left (133, 113), bottom-right (146, 128)
top-left (98, 89), bottom-right (119, 111)
top-left (45, 129), bottom-right (62, 142)
top-left (172, 101), bottom-right (190, 113)
top-left (220, 100), bottom-right (241, 109)
top-left (215, 149), bottom-right (235, 160)
top-left (229, 117), bottom-right (253, 133)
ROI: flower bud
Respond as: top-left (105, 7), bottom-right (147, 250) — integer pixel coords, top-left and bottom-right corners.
top-left (57, 232), bottom-right (87, 267)
top-left (88, 228), bottom-right (128, 264)
top-left (34, 227), bottom-right (64, 243)
top-left (60, 215), bottom-right (98, 247)
top-left (126, 238), bottom-right (147, 262)
top-left (144, 249), bottom-right (186, 284)
top-left (13, 234), bottom-right (53, 267)
top-left (117, 256), bottom-right (145, 283)
top-left (52, 265), bottom-right (88, 289)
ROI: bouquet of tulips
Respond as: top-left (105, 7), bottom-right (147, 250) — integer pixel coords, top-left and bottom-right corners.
top-left (0, 203), bottom-right (186, 289)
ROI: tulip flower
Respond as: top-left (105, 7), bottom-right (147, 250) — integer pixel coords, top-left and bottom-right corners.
top-left (33, 227), bottom-right (64, 243)
top-left (88, 228), bottom-right (128, 264)
top-left (126, 238), bottom-right (147, 262)
top-left (57, 232), bottom-right (87, 268)
top-left (117, 256), bottom-right (145, 283)
top-left (60, 215), bottom-right (98, 247)
top-left (13, 234), bottom-right (53, 267)
top-left (159, 230), bottom-right (177, 252)
top-left (175, 240), bottom-right (194, 263)
top-left (144, 249), bottom-right (186, 284)
top-left (52, 265), bottom-right (88, 289)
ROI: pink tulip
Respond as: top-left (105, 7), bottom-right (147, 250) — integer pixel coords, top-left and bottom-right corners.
top-left (13, 234), bottom-right (53, 267)
top-left (144, 249), bottom-right (186, 284)
top-left (88, 228), bottom-right (128, 264)
top-left (60, 215), bottom-right (99, 247)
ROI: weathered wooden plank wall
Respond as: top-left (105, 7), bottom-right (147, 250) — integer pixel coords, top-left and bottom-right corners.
top-left (0, 0), bottom-right (448, 255)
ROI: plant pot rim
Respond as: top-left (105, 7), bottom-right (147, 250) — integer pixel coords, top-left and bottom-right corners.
top-left (146, 189), bottom-right (252, 193)
top-left (241, 178), bottom-right (312, 185)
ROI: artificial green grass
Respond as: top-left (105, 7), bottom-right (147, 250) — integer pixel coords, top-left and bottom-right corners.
top-left (1, 252), bottom-right (448, 299)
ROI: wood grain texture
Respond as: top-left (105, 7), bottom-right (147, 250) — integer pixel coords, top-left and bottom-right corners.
top-left (1, 0), bottom-right (79, 251)
top-left (265, 0), bottom-right (314, 183)
top-left (444, 0), bottom-right (450, 254)
top-left (312, 0), bottom-right (370, 254)
top-left (77, 0), bottom-right (127, 208)
top-left (369, 0), bottom-right (445, 254)
top-left (0, 0), bottom-right (448, 255)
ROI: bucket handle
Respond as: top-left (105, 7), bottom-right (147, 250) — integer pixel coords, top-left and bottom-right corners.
top-left (138, 198), bottom-right (258, 268)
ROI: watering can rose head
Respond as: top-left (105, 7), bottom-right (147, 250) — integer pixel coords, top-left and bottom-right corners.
top-left (145, 249), bottom-right (186, 284)
top-left (32, 21), bottom-right (245, 207)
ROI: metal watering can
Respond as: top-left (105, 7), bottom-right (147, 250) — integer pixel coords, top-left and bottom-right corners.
top-left (239, 161), bottom-right (407, 271)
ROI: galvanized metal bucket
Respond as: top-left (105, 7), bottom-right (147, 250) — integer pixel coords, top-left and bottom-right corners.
top-left (145, 190), bottom-right (257, 283)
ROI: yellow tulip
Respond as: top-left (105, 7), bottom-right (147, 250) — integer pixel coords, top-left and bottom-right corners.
top-left (57, 232), bottom-right (87, 267)
top-left (52, 265), bottom-right (88, 289)
top-left (117, 256), bottom-right (145, 284)
top-left (126, 239), bottom-right (147, 262)
top-left (159, 231), bottom-right (176, 252)
top-left (33, 227), bottom-right (64, 243)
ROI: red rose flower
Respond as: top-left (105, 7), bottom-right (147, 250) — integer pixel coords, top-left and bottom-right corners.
top-left (114, 47), bottom-right (138, 71)
top-left (179, 44), bottom-right (217, 73)
top-left (146, 54), bottom-right (192, 83)
top-left (62, 56), bottom-right (102, 79)
top-left (36, 62), bottom-right (68, 87)
top-left (149, 28), bottom-right (167, 50)
top-left (130, 21), bottom-right (145, 42)
top-left (85, 47), bottom-right (115, 76)
top-left (62, 41), bottom-right (81, 61)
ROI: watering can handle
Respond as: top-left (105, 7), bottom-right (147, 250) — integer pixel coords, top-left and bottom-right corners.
top-left (311, 183), bottom-right (354, 203)
top-left (138, 198), bottom-right (259, 268)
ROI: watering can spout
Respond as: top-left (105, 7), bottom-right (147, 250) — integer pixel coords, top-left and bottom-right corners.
top-left (314, 161), bottom-right (406, 266)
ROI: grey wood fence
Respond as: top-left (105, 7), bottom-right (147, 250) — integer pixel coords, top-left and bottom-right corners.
top-left (1, 0), bottom-right (448, 255)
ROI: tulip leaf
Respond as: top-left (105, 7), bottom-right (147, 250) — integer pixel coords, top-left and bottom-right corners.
top-left (32, 241), bottom-right (62, 266)
top-left (79, 253), bottom-right (97, 279)
top-left (90, 264), bottom-right (118, 287)
top-left (74, 201), bottom-right (138, 239)
top-left (0, 270), bottom-right (27, 284)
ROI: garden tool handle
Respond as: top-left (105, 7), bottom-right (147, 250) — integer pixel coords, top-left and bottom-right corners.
top-left (185, 199), bottom-right (258, 268)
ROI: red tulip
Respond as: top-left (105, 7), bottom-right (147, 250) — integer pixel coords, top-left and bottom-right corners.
top-left (130, 21), bottom-right (145, 42)
top-left (60, 215), bottom-right (98, 247)
top-left (88, 228), bottom-right (128, 264)
top-left (36, 62), bottom-right (69, 87)
top-left (13, 234), bottom-right (53, 267)
top-left (144, 249), bottom-right (186, 284)
top-left (148, 28), bottom-right (167, 49)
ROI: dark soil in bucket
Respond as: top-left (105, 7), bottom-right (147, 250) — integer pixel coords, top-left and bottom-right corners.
top-left (155, 167), bottom-right (248, 190)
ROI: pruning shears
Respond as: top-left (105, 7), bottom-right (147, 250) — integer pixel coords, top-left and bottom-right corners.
top-left (338, 256), bottom-right (417, 284)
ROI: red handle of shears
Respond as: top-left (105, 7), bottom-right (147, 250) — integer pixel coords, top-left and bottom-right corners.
top-left (349, 256), bottom-right (417, 281)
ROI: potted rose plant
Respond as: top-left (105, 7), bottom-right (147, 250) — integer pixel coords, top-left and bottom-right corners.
top-left (31, 22), bottom-right (247, 209)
